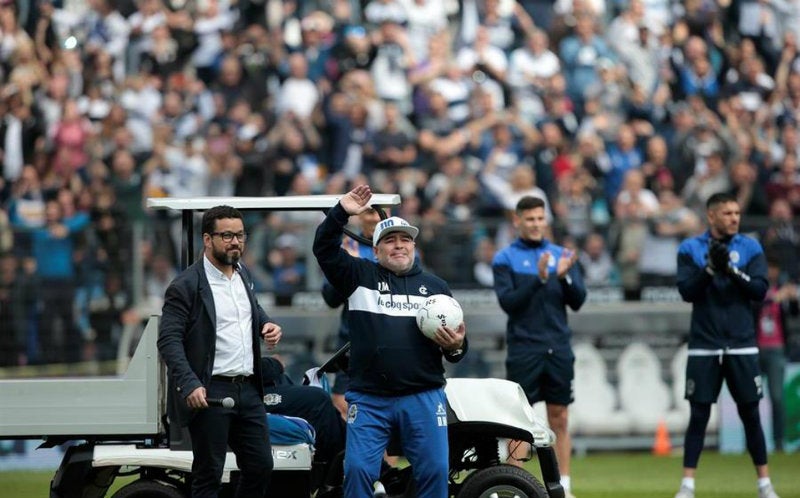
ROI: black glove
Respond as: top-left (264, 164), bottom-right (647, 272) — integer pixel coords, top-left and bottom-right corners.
top-left (708, 238), bottom-right (730, 271)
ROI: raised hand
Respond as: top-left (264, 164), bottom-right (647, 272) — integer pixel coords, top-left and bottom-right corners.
top-left (340, 185), bottom-right (373, 215)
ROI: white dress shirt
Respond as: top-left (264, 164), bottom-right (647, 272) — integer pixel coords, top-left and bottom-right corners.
top-left (204, 255), bottom-right (254, 377)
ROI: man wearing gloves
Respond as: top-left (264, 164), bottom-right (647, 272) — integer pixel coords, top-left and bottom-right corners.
top-left (674, 192), bottom-right (779, 498)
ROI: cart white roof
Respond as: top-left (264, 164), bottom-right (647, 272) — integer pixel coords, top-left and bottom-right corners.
top-left (147, 194), bottom-right (401, 211)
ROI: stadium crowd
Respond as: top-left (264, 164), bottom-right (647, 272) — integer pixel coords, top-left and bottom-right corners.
top-left (0, 0), bottom-right (799, 366)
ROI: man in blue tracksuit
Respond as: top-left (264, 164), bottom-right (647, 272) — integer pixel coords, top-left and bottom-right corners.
top-left (492, 195), bottom-right (586, 498)
top-left (313, 184), bottom-right (467, 498)
top-left (674, 192), bottom-right (779, 498)
top-left (321, 207), bottom-right (381, 418)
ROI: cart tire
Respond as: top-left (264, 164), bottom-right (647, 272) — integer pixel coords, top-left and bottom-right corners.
top-left (457, 464), bottom-right (548, 498)
top-left (111, 479), bottom-right (185, 498)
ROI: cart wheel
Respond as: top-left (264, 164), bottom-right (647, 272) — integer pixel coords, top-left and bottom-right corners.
top-left (111, 479), bottom-right (185, 498)
top-left (457, 464), bottom-right (548, 498)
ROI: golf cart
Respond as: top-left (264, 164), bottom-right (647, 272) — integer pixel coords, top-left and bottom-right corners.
top-left (0, 195), bottom-right (564, 498)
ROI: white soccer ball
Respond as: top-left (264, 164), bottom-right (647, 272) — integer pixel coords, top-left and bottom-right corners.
top-left (416, 294), bottom-right (463, 339)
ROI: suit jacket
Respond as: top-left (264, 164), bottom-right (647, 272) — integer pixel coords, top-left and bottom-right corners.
top-left (158, 258), bottom-right (269, 427)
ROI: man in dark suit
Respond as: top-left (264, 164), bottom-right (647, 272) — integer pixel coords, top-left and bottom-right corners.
top-left (158, 205), bottom-right (282, 498)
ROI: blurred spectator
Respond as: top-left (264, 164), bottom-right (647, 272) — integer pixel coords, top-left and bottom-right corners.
top-left (553, 168), bottom-right (594, 242)
top-left (370, 18), bottom-right (415, 114)
top-left (613, 169), bottom-right (658, 299)
top-left (529, 120), bottom-right (564, 197)
top-left (191, 0), bottom-right (236, 84)
top-left (328, 24), bottom-right (376, 82)
top-left (7, 165), bottom-right (45, 232)
top-left (400, 0), bottom-right (448, 61)
top-left (475, 117), bottom-right (526, 182)
top-left (729, 159), bottom-right (771, 217)
top-left (640, 134), bottom-right (675, 193)
top-left (558, 12), bottom-right (614, 113)
top-left (476, 0), bottom-right (535, 53)
top-left (472, 236), bottom-right (496, 287)
top-left (765, 151), bottom-right (800, 215)
top-left (737, 0), bottom-right (787, 69)
top-left (456, 25), bottom-right (508, 106)
top-left (507, 29), bottom-right (560, 123)
top-left (213, 54), bottom-right (264, 110)
top-left (84, 0), bottom-right (131, 81)
top-left (270, 232), bottom-right (306, 306)
top-left (761, 198), bottom-right (800, 280)
top-left (110, 148), bottom-right (146, 222)
top-left (0, 206), bottom-right (11, 253)
top-left (276, 53), bottom-right (319, 119)
top-left (17, 198), bottom-right (90, 363)
top-left (0, 253), bottom-right (35, 366)
top-left (266, 112), bottom-right (322, 195)
top-left (0, 87), bottom-right (45, 186)
top-left (293, 12), bottom-right (334, 84)
top-left (126, 0), bottom-right (167, 74)
top-left (416, 91), bottom-right (468, 171)
top-left (601, 123), bottom-right (644, 206)
top-left (427, 61), bottom-right (473, 125)
top-left (682, 150), bottom-right (732, 215)
top-left (143, 251), bottom-right (177, 312)
top-left (578, 231), bottom-right (619, 287)
top-left (755, 255), bottom-right (799, 453)
top-left (364, 0), bottom-right (407, 27)
top-left (88, 271), bottom-right (136, 362)
top-left (49, 99), bottom-right (92, 178)
top-left (368, 102), bottom-right (417, 177)
top-left (639, 188), bottom-right (701, 287)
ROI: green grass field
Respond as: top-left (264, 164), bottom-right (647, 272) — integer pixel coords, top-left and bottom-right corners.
top-left (2, 451), bottom-right (798, 497)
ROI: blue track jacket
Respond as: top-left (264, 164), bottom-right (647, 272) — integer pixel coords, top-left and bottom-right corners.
top-left (677, 231), bottom-right (768, 350)
top-left (492, 238), bottom-right (587, 353)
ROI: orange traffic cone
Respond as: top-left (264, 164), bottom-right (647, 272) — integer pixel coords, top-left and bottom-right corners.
top-left (652, 419), bottom-right (672, 456)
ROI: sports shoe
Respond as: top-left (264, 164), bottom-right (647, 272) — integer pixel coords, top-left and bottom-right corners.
top-left (759, 484), bottom-right (781, 498)
top-left (674, 484), bottom-right (695, 498)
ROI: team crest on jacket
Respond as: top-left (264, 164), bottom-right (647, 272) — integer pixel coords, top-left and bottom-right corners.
top-left (347, 403), bottom-right (358, 424)
top-left (263, 394), bottom-right (282, 406)
top-left (730, 250), bottom-right (740, 264)
top-left (419, 285), bottom-right (428, 295)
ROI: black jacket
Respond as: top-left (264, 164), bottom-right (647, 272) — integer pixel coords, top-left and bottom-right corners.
top-left (158, 259), bottom-right (269, 427)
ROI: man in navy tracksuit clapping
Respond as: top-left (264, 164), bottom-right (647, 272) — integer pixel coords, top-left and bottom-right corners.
top-left (492, 195), bottom-right (586, 498)
top-left (313, 185), bottom-right (467, 498)
top-left (674, 192), bottom-right (780, 498)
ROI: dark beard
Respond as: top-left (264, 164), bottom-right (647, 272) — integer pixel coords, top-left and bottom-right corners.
top-left (213, 247), bottom-right (241, 267)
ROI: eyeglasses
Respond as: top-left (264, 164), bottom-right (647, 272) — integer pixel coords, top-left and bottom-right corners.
top-left (210, 231), bottom-right (247, 242)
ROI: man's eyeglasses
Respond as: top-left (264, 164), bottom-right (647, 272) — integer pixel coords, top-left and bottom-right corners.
top-left (210, 231), bottom-right (247, 242)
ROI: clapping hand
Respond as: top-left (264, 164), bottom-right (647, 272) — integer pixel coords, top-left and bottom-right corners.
top-left (708, 239), bottom-right (730, 272)
top-left (556, 250), bottom-right (578, 279)
top-left (537, 252), bottom-right (550, 282)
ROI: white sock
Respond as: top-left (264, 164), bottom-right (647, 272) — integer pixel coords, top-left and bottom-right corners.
top-left (561, 475), bottom-right (571, 491)
top-left (758, 477), bottom-right (772, 489)
top-left (681, 477), bottom-right (695, 490)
